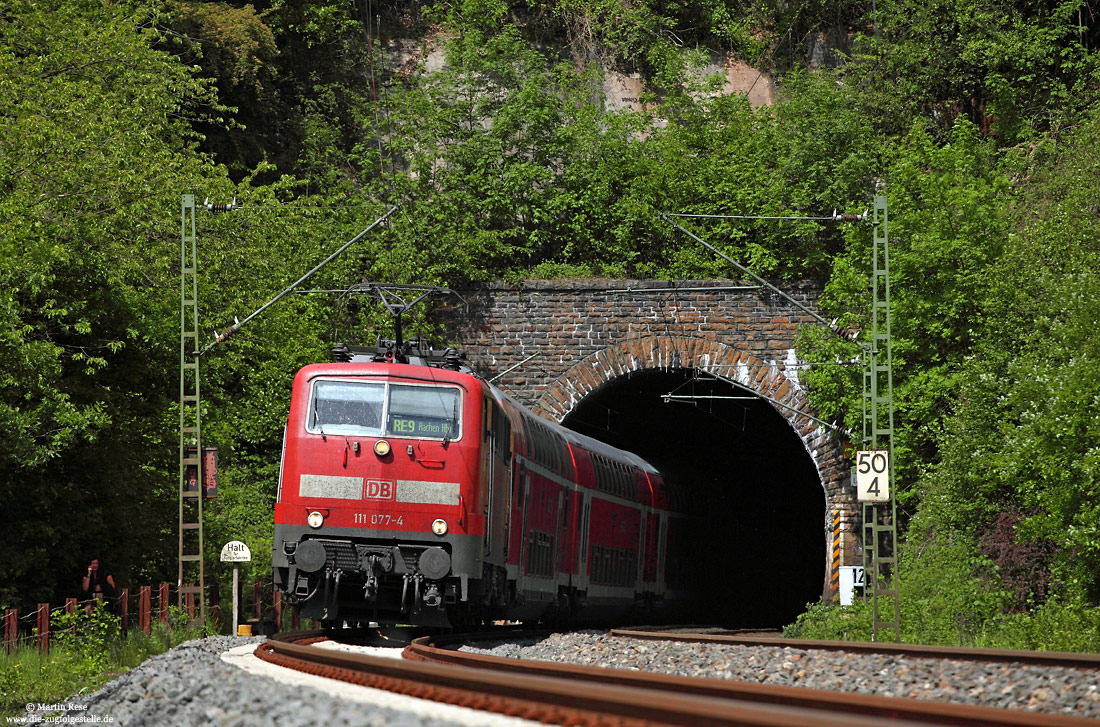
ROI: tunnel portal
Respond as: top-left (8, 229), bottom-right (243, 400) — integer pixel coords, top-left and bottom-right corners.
top-left (436, 281), bottom-right (860, 625)
top-left (561, 368), bottom-right (825, 627)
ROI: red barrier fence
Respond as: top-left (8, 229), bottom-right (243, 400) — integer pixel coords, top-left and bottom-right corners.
top-left (210, 583), bottom-right (221, 628)
top-left (4, 609), bottom-right (16, 653)
top-left (65, 598), bottom-right (78, 634)
top-left (158, 583), bottom-right (169, 624)
top-left (3, 580), bottom-right (301, 653)
top-left (119, 587), bottom-right (129, 631)
top-left (139, 586), bottom-right (152, 635)
top-left (37, 604), bottom-right (49, 653)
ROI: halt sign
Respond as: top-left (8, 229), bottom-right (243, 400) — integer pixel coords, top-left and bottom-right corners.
top-left (220, 540), bottom-right (252, 562)
top-left (855, 450), bottom-right (890, 502)
top-left (221, 540), bottom-right (252, 636)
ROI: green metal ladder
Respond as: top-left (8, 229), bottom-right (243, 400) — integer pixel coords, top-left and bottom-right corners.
top-left (861, 194), bottom-right (899, 642)
top-left (179, 194), bottom-right (206, 624)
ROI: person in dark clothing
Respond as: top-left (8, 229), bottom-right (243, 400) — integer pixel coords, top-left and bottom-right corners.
top-left (82, 558), bottom-right (116, 605)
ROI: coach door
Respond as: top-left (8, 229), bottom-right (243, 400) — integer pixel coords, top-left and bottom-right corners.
top-left (655, 513), bottom-right (667, 591)
top-left (512, 463), bottom-right (529, 572)
top-left (484, 400), bottom-right (511, 561)
top-left (556, 490), bottom-right (569, 575)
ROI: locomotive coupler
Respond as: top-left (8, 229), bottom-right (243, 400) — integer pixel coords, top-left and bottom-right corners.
top-left (288, 575), bottom-right (318, 604)
top-left (362, 555), bottom-right (384, 601)
top-left (422, 583), bottom-right (442, 608)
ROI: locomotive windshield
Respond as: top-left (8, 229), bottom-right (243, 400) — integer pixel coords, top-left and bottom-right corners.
top-left (310, 381), bottom-right (385, 436)
top-left (387, 384), bottom-right (459, 439)
top-left (307, 379), bottom-right (461, 440)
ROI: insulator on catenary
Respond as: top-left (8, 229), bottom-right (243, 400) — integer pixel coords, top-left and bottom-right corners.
top-left (202, 197), bottom-right (239, 213)
top-left (832, 208), bottom-right (869, 222)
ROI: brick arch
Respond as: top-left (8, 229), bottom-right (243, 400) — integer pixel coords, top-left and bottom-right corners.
top-left (532, 334), bottom-right (856, 598)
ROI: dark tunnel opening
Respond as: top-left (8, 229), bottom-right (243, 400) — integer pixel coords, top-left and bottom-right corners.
top-left (562, 368), bottom-right (825, 628)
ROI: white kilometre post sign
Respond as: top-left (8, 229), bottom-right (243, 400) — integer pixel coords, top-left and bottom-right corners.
top-left (855, 449), bottom-right (890, 503)
top-left (220, 540), bottom-right (252, 636)
top-left (839, 565), bottom-right (865, 606)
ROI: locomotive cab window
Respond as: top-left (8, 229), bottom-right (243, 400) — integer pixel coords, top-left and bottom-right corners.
top-left (308, 381), bottom-right (385, 436)
top-left (306, 379), bottom-right (461, 441)
top-left (387, 384), bottom-right (460, 440)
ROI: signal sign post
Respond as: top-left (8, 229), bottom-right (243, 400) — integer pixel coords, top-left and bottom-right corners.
top-left (220, 540), bottom-right (252, 637)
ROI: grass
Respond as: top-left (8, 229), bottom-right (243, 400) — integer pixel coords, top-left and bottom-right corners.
top-left (784, 592), bottom-right (1100, 651)
top-left (0, 603), bottom-right (205, 719)
top-left (786, 531), bottom-right (1100, 651)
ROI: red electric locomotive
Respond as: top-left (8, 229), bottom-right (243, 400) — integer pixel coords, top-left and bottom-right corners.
top-left (272, 344), bottom-right (693, 627)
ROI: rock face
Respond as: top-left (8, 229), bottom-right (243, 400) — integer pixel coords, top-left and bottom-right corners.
top-left (693, 53), bottom-right (777, 108)
top-left (721, 58), bottom-right (777, 107)
top-left (806, 28), bottom-right (855, 69)
top-left (380, 34), bottom-right (779, 110)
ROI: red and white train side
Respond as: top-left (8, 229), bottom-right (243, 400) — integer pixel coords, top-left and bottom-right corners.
top-left (272, 350), bottom-right (692, 627)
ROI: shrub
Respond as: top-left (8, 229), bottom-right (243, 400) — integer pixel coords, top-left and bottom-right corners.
top-left (0, 603), bottom-right (207, 718)
top-left (50, 602), bottom-right (119, 682)
top-left (978, 508), bottom-right (1056, 612)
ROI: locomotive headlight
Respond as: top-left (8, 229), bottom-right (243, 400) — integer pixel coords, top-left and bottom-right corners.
top-left (374, 439), bottom-right (391, 456)
top-left (307, 511), bottom-right (325, 529)
top-left (431, 518), bottom-right (448, 536)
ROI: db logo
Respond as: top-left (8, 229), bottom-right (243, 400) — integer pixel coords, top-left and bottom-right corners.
top-left (365, 479), bottom-right (394, 500)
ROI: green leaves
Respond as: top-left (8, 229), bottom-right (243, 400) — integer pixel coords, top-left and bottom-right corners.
top-left (919, 107), bottom-right (1100, 605)
top-left (368, 40), bottom-right (880, 282)
top-left (7, 0), bottom-right (1100, 632)
top-left (800, 118), bottom-right (1011, 503)
top-left (856, 0), bottom-right (1099, 142)
top-left (0, 0), bottom-right (217, 605)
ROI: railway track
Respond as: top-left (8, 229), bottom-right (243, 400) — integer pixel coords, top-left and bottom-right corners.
top-left (611, 627), bottom-right (1100, 669)
top-left (256, 629), bottom-right (1100, 726)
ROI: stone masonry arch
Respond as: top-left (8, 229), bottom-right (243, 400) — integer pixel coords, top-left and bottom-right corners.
top-left (533, 335), bottom-right (856, 600)
top-left (434, 279), bottom-right (861, 603)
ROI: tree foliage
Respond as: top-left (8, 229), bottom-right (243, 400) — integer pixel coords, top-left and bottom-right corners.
top-left (166, 1), bottom-right (281, 176)
top-left (850, 0), bottom-right (1100, 142)
top-left (925, 108), bottom-right (1100, 604)
top-left (8, 0), bottom-right (1100, 641)
top-left (0, 0), bottom-right (223, 605)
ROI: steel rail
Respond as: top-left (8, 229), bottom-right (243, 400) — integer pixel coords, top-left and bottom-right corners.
top-left (611, 627), bottom-right (1100, 669)
top-left (261, 631), bottom-right (904, 726)
top-left (257, 631), bottom-right (1096, 727)
top-left (407, 634), bottom-right (1098, 727)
